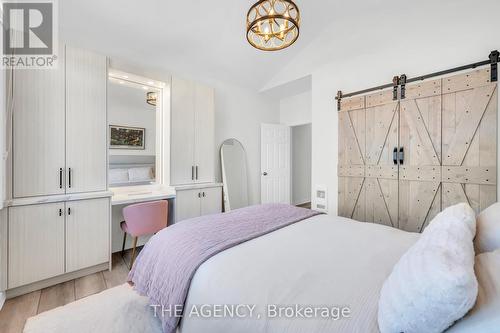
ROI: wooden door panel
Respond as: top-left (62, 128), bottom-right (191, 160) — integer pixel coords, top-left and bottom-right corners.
top-left (338, 176), bottom-right (364, 218)
top-left (362, 92), bottom-right (398, 226)
top-left (364, 178), bottom-right (398, 228)
top-left (399, 79), bottom-right (442, 232)
top-left (338, 110), bottom-right (365, 166)
top-left (442, 69), bottom-right (497, 214)
top-left (399, 180), bottom-right (441, 232)
top-left (338, 97), bottom-right (366, 218)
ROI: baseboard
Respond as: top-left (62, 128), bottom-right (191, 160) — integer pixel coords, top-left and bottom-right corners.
top-left (0, 291), bottom-right (5, 310)
top-left (6, 262), bottom-right (109, 299)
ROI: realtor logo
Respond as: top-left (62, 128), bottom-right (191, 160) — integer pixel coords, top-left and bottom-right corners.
top-left (2, 0), bottom-right (58, 68)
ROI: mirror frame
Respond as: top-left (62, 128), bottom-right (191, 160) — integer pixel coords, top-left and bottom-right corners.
top-left (108, 69), bottom-right (170, 187)
top-left (220, 138), bottom-right (249, 212)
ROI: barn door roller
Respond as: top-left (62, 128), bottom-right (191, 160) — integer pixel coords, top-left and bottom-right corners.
top-left (490, 50), bottom-right (499, 82)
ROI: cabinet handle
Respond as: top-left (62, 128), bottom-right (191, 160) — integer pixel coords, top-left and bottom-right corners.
top-left (399, 147), bottom-right (404, 165)
top-left (195, 166), bottom-right (198, 180)
top-left (202, 191), bottom-right (205, 197)
top-left (191, 166), bottom-right (194, 180)
top-left (198, 192), bottom-right (201, 198)
top-left (59, 168), bottom-right (63, 188)
top-left (59, 208), bottom-right (63, 216)
top-left (68, 207), bottom-right (71, 215)
top-left (68, 168), bottom-right (72, 188)
top-left (393, 147), bottom-right (398, 165)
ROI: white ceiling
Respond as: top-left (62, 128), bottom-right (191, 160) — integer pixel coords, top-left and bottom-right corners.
top-left (59, 1), bottom-right (370, 90)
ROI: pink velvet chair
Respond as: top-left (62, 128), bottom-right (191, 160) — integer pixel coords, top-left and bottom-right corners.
top-left (121, 200), bottom-right (169, 269)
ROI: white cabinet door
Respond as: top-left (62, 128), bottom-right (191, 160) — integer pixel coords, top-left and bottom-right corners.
top-left (8, 203), bottom-right (65, 288)
top-left (171, 77), bottom-right (196, 185)
top-left (194, 84), bottom-right (215, 183)
top-left (66, 46), bottom-right (107, 194)
top-left (12, 48), bottom-right (66, 198)
top-left (201, 187), bottom-right (222, 216)
top-left (66, 198), bottom-right (110, 273)
top-left (175, 189), bottom-right (201, 222)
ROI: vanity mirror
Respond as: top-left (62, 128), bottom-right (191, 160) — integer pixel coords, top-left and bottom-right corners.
top-left (108, 70), bottom-right (165, 188)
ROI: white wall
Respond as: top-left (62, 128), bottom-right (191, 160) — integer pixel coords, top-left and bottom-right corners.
top-left (212, 81), bottom-right (280, 205)
top-left (108, 83), bottom-right (156, 156)
top-left (263, 0), bottom-right (500, 215)
top-left (279, 91), bottom-right (312, 126)
top-left (291, 124), bottom-right (312, 205)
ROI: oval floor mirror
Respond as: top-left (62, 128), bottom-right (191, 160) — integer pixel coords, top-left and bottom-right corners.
top-left (220, 139), bottom-right (249, 211)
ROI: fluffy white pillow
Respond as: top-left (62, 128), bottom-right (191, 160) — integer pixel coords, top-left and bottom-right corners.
top-left (128, 167), bottom-right (154, 181)
top-left (447, 249), bottom-right (500, 333)
top-left (378, 203), bottom-right (478, 333)
top-left (475, 202), bottom-right (500, 254)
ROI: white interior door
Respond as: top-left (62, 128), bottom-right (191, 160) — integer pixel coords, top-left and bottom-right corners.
top-left (261, 124), bottom-right (291, 204)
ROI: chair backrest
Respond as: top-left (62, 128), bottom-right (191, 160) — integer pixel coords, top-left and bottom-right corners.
top-left (123, 200), bottom-right (169, 237)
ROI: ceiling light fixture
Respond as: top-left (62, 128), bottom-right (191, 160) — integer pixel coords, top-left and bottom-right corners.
top-left (146, 91), bottom-right (157, 106)
top-left (246, 0), bottom-right (300, 51)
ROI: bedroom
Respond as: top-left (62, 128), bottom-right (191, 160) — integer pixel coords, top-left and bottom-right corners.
top-left (0, 0), bottom-right (499, 332)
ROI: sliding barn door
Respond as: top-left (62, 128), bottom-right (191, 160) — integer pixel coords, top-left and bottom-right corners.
top-left (363, 91), bottom-right (399, 227)
top-left (441, 69), bottom-right (497, 213)
top-left (338, 91), bottom-right (398, 227)
top-left (338, 96), bottom-right (366, 219)
top-left (399, 79), bottom-right (442, 232)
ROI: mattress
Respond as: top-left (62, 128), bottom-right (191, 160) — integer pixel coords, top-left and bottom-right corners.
top-left (179, 214), bottom-right (419, 333)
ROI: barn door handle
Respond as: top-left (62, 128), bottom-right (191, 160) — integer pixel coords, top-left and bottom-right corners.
top-left (399, 147), bottom-right (404, 165)
top-left (393, 148), bottom-right (398, 165)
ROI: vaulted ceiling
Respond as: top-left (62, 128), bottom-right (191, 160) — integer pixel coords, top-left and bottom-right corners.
top-left (59, 1), bottom-right (372, 89)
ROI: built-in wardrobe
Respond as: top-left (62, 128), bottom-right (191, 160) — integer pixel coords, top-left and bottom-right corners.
top-left (1, 45), bottom-right (110, 296)
top-left (338, 68), bottom-right (497, 232)
top-left (170, 77), bottom-right (222, 222)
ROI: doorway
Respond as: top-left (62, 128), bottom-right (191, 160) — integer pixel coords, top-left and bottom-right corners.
top-left (291, 123), bottom-right (312, 208)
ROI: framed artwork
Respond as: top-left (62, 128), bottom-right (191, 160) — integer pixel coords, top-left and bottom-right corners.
top-left (109, 125), bottom-right (145, 150)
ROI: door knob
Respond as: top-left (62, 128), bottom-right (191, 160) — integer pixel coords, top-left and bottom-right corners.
top-left (262, 172), bottom-right (268, 176)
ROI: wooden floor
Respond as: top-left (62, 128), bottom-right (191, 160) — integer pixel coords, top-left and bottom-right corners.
top-left (0, 249), bottom-right (141, 333)
top-left (297, 202), bottom-right (312, 209)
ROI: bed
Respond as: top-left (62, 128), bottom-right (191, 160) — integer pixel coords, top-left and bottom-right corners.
top-left (24, 204), bottom-right (500, 333)
top-left (127, 203), bottom-right (499, 333)
top-left (179, 213), bottom-right (418, 333)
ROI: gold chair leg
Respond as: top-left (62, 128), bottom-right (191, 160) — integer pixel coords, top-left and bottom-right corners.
top-left (129, 237), bottom-right (138, 270)
top-left (121, 232), bottom-right (127, 256)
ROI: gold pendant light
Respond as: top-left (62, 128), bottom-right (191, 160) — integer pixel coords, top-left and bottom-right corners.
top-left (246, 0), bottom-right (300, 51)
top-left (146, 91), bottom-right (157, 106)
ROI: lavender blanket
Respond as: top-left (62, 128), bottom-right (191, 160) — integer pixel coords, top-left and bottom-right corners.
top-left (128, 203), bottom-right (319, 333)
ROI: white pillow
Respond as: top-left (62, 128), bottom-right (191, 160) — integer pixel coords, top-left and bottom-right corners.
top-left (475, 202), bottom-right (500, 254)
top-left (109, 168), bottom-right (129, 184)
top-left (128, 167), bottom-right (154, 181)
top-left (447, 249), bottom-right (500, 333)
top-left (378, 203), bottom-right (478, 333)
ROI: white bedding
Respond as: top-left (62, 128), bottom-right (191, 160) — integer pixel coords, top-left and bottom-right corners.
top-left (180, 214), bottom-right (419, 333)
